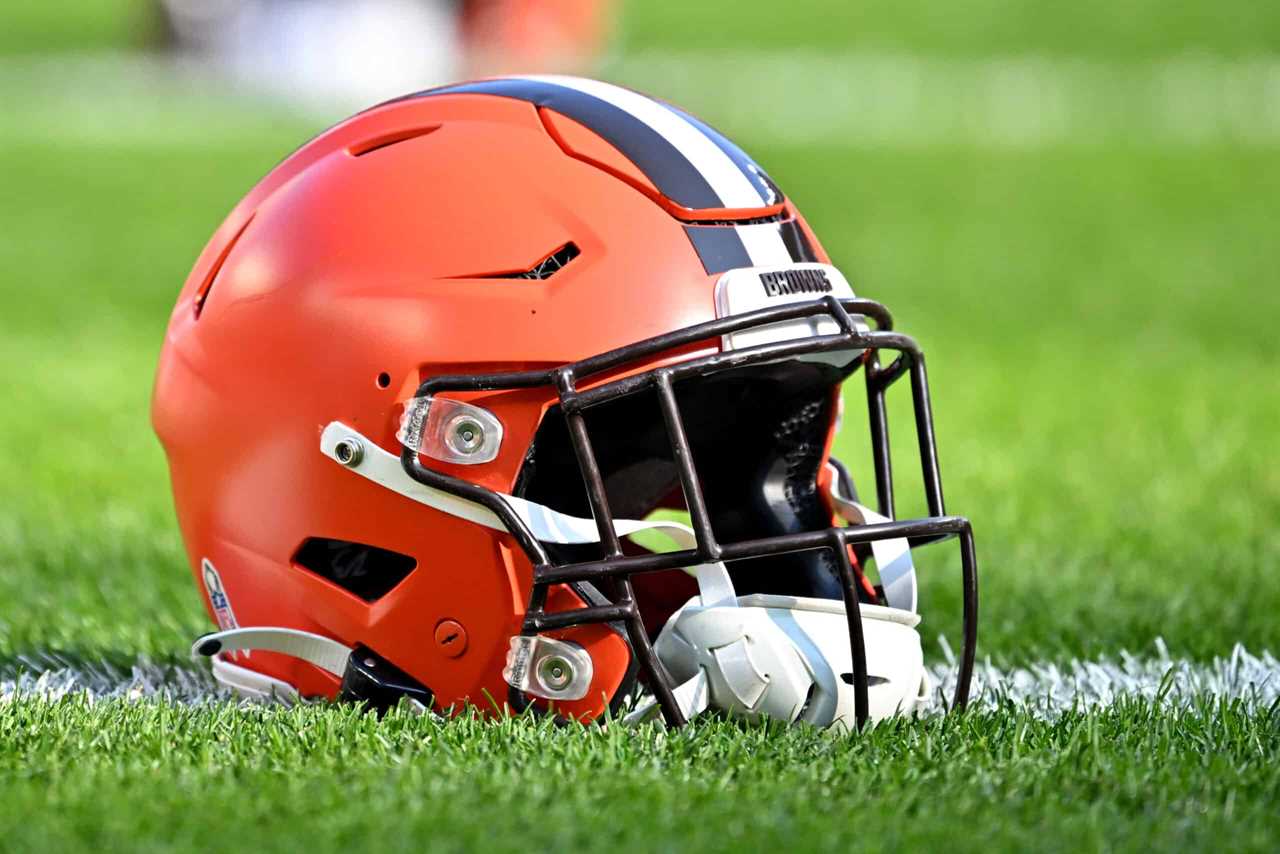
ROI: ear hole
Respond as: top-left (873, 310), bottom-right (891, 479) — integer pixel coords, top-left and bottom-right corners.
top-left (292, 538), bottom-right (416, 602)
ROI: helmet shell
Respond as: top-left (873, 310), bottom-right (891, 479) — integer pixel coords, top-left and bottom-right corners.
top-left (153, 80), bottom-right (829, 717)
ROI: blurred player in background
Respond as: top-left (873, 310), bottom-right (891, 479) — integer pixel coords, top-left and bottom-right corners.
top-left (153, 0), bottom-right (613, 107)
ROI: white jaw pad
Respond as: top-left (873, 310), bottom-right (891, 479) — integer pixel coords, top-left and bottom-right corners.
top-left (653, 593), bottom-right (929, 729)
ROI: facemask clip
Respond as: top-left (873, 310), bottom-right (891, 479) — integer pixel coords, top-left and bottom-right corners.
top-left (503, 635), bottom-right (594, 701)
top-left (398, 396), bottom-right (503, 465)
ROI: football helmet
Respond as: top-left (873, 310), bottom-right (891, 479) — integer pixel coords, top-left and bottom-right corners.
top-left (153, 76), bottom-right (978, 730)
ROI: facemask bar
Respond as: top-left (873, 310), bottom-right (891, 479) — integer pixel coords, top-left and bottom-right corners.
top-left (399, 295), bottom-right (978, 729)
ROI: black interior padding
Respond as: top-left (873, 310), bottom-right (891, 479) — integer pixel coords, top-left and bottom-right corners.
top-left (292, 538), bottom-right (417, 602)
top-left (514, 356), bottom-right (862, 608)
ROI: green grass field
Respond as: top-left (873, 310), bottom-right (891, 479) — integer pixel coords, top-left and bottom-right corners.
top-left (1, 1), bottom-right (1278, 851)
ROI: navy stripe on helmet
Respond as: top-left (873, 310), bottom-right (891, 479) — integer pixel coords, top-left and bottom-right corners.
top-left (424, 79), bottom-right (723, 210)
top-left (684, 226), bottom-right (753, 274)
top-left (687, 219), bottom-right (817, 273)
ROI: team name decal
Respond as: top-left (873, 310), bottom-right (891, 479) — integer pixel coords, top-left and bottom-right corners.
top-left (759, 268), bottom-right (833, 297)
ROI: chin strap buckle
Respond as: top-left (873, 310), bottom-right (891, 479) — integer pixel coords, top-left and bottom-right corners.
top-left (338, 646), bottom-right (434, 715)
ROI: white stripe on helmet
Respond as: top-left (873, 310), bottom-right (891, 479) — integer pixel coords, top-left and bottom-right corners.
top-left (734, 221), bottom-right (794, 266)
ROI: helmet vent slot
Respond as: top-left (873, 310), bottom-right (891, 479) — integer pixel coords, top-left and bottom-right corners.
top-left (347, 124), bottom-right (442, 157)
top-left (684, 212), bottom-right (786, 226)
top-left (292, 538), bottom-right (416, 602)
top-left (193, 213), bottom-right (253, 319)
top-left (478, 242), bottom-right (581, 280)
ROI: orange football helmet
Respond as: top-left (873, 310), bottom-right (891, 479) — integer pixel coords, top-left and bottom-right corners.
top-left (154, 76), bottom-right (977, 729)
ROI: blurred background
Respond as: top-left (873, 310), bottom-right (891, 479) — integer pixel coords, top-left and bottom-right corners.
top-left (1, 0), bottom-right (1277, 671)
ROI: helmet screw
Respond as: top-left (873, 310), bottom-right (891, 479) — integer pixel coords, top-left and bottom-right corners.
top-left (434, 619), bottom-right (468, 658)
top-left (334, 437), bottom-right (364, 467)
top-left (538, 655), bottom-right (574, 692)
top-left (450, 418), bottom-right (484, 454)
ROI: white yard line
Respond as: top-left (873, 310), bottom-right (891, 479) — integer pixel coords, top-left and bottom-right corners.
top-left (3, 640), bottom-right (1277, 718)
top-left (2, 51), bottom-right (1280, 148)
top-left (927, 638), bottom-right (1280, 717)
top-left (0, 655), bottom-right (218, 705)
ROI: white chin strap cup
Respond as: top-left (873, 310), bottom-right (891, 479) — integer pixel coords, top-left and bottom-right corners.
top-left (626, 471), bottom-right (929, 730)
top-left (635, 590), bottom-right (929, 730)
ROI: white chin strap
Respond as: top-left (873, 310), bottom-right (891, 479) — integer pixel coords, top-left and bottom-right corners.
top-left (201, 424), bottom-right (925, 727)
top-left (825, 462), bottom-right (918, 612)
top-left (320, 422), bottom-right (739, 555)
